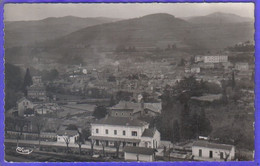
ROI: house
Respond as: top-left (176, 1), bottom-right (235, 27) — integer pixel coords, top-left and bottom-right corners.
top-left (140, 128), bottom-right (160, 148)
top-left (34, 103), bottom-right (60, 115)
top-left (143, 103), bottom-right (162, 116)
top-left (109, 101), bottom-right (162, 118)
top-left (32, 76), bottom-right (42, 85)
top-left (198, 62), bottom-right (215, 69)
top-left (195, 56), bottom-right (204, 63)
top-left (17, 97), bottom-right (34, 117)
top-left (108, 101), bottom-right (143, 118)
top-left (57, 129), bottom-right (79, 144)
top-left (27, 84), bottom-right (46, 101)
top-left (235, 62), bottom-right (249, 71)
top-left (204, 55), bottom-right (228, 63)
top-left (124, 146), bottom-right (156, 162)
top-left (191, 66), bottom-right (200, 74)
top-left (192, 141), bottom-right (235, 161)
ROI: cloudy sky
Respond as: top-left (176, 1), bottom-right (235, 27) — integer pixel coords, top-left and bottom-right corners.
top-left (4, 3), bottom-right (254, 21)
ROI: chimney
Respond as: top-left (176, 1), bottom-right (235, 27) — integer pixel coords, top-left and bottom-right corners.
top-left (124, 102), bottom-right (128, 109)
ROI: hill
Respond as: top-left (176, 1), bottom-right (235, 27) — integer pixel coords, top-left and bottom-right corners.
top-left (4, 16), bottom-right (121, 48)
top-left (5, 13), bottom-right (254, 65)
top-left (185, 12), bottom-right (253, 24)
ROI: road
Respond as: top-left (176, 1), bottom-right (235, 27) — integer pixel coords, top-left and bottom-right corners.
top-left (5, 155), bottom-right (35, 162)
top-left (5, 139), bottom-right (121, 152)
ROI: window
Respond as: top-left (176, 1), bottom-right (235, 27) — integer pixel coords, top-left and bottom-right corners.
top-left (123, 130), bottom-right (126, 136)
top-left (105, 129), bottom-right (108, 134)
top-left (114, 130), bottom-right (117, 135)
top-left (199, 149), bottom-right (202, 157)
top-left (121, 113), bottom-right (124, 116)
top-left (132, 131), bottom-right (137, 136)
top-left (209, 151), bottom-right (213, 158)
top-left (115, 112), bottom-right (118, 116)
top-left (220, 152), bottom-right (224, 159)
top-left (96, 128), bottom-right (99, 133)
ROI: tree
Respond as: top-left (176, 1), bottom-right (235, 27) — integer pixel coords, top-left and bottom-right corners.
top-left (66, 124), bottom-right (78, 130)
top-left (15, 117), bottom-right (27, 147)
top-left (23, 68), bottom-right (33, 96)
top-left (231, 71), bottom-right (236, 90)
top-left (5, 63), bottom-right (23, 91)
top-left (5, 63), bottom-right (23, 110)
top-left (172, 120), bottom-right (180, 143)
top-left (114, 141), bottom-right (121, 158)
top-left (100, 140), bottom-right (106, 157)
top-left (108, 75), bottom-right (116, 82)
top-left (63, 135), bottom-right (70, 153)
top-left (178, 58), bottom-right (185, 66)
top-left (33, 116), bottom-right (46, 149)
top-left (90, 139), bottom-right (95, 156)
top-left (197, 109), bottom-right (212, 136)
top-left (221, 86), bottom-right (228, 105)
top-left (180, 104), bottom-right (192, 139)
top-left (75, 131), bottom-right (85, 155)
top-left (93, 106), bottom-right (107, 119)
top-left (42, 69), bottom-right (59, 81)
top-left (190, 112), bottom-right (199, 139)
top-left (109, 96), bottom-right (116, 107)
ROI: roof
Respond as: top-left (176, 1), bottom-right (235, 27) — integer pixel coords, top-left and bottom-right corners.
top-left (16, 97), bottom-right (31, 104)
top-left (144, 103), bottom-right (162, 114)
top-left (141, 128), bottom-right (156, 137)
top-left (124, 146), bottom-right (156, 155)
top-left (193, 141), bottom-right (234, 151)
top-left (27, 84), bottom-right (45, 90)
top-left (89, 136), bottom-right (140, 143)
top-left (110, 101), bottom-right (142, 113)
top-left (191, 94), bottom-right (222, 102)
top-left (92, 116), bottom-right (148, 127)
top-left (57, 130), bottom-right (79, 137)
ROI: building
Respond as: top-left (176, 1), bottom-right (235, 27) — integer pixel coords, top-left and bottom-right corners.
top-left (17, 97), bottom-right (34, 117)
top-left (192, 141), bottom-right (235, 161)
top-left (34, 103), bottom-right (60, 115)
top-left (195, 56), bottom-right (204, 63)
top-left (57, 129), bottom-right (79, 144)
top-left (143, 103), bottom-right (162, 116)
top-left (32, 76), bottom-right (42, 85)
top-left (27, 84), bottom-right (46, 101)
top-left (124, 146), bottom-right (156, 161)
top-left (108, 101), bottom-right (143, 118)
top-left (89, 116), bottom-right (149, 147)
top-left (204, 56), bottom-right (228, 63)
top-left (191, 66), bottom-right (201, 73)
top-left (235, 62), bottom-right (249, 71)
top-left (139, 128), bottom-right (160, 148)
top-left (109, 101), bottom-right (162, 118)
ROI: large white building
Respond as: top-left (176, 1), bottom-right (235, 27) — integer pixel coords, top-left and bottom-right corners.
top-left (89, 106), bottom-right (160, 148)
top-left (204, 55), bottom-right (228, 63)
top-left (90, 116), bottom-right (151, 147)
top-left (192, 141), bottom-right (235, 161)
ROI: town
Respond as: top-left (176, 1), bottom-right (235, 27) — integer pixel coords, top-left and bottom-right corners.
top-left (3, 4), bottom-right (255, 162)
top-left (5, 40), bottom-right (255, 162)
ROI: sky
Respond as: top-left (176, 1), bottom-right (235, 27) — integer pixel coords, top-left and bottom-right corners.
top-left (4, 3), bottom-right (254, 21)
